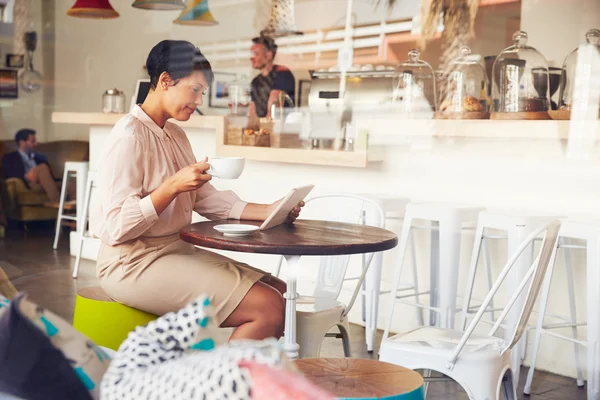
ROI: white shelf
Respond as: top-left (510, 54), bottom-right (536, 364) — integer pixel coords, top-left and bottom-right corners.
top-left (357, 118), bottom-right (600, 142)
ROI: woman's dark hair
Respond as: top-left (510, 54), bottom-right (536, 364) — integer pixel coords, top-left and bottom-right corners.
top-left (146, 40), bottom-right (214, 89)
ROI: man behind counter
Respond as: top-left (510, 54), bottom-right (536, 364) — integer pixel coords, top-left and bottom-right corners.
top-left (249, 35), bottom-right (295, 119)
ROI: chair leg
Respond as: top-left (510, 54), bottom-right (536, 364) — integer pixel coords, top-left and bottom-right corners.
top-left (273, 255), bottom-right (284, 278)
top-left (383, 212), bottom-right (413, 339)
top-left (53, 169), bottom-right (69, 250)
top-left (338, 318), bottom-right (352, 357)
top-left (482, 239), bottom-right (496, 322)
top-left (523, 238), bottom-right (559, 395)
top-left (563, 238), bottom-right (585, 387)
top-left (73, 176), bottom-right (93, 279)
top-left (408, 231), bottom-right (423, 326)
top-left (501, 369), bottom-right (517, 400)
top-left (460, 222), bottom-right (485, 330)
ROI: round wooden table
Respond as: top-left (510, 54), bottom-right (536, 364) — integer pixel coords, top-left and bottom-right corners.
top-left (296, 358), bottom-right (424, 400)
top-left (180, 219), bottom-right (398, 359)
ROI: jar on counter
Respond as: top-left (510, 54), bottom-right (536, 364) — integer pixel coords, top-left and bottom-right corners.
top-left (437, 46), bottom-right (489, 119)
top-left (102, 88), bottom-right (126, 113)
top-left (558, 28), bottom-right (600, 114)
top-left (393, 49), bottom-right (437, 113)
top-left (491, 31), bottom-right (550, 119)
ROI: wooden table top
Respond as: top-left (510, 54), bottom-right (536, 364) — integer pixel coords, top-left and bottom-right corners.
top-left (180, 219), bottom-right (398, 256)
top-left (296, 358), bottom-right (424, 398)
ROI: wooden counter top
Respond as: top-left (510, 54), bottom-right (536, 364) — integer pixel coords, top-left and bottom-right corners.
top-left (52, 112), bottom-right (224, 130)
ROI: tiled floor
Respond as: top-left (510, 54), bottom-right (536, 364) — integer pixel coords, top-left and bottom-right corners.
top-left (0, 224), bottom-right (588, 399)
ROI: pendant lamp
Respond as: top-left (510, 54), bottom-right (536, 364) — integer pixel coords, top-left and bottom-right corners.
top-left (131, 0), bottom-right (185, 10)
top-left (67, 0), bottom-right (119, 19)
top-left (261, 0), bottom-right (302, 37)
top-left (173, 0), bottom-right (217, 26)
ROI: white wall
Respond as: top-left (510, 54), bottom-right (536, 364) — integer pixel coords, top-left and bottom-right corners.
top-left (51, 0), bottom-right (421, 141)
top-left (521, 0), bottom-right (600, 67)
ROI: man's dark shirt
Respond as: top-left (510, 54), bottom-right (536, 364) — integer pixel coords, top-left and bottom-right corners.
top-left (250, 65), bottom-right (295, 118)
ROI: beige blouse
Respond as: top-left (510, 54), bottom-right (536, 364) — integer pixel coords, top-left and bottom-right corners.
top-left (93, 105), bottom-right (247, 246)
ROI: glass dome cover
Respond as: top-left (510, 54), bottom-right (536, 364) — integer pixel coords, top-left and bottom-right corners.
top-left (492, 30), bottom-right (550, 113)
top-left (558, 28), bottom-right (600, 111)
top-left (393, 49), bottom-right (437, 112)
top-left (439, 46), bottom-right (489, 115)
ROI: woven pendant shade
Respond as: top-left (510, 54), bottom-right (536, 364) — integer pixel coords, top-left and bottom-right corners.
top-left (67, 0), bottom-right (119, 19)
top-left (173, 0), bottom-right (217, 25)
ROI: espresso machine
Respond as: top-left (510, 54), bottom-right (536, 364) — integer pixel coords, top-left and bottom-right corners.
top-left (305, 66), bottom-right (396, 149)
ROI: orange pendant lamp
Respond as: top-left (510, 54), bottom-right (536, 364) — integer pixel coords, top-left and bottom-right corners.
top-left (173, 0), bottom-right (217, 26)
top-left (67, 0), bottom-right (119, 19)
top-left (131, 0), bottom-right (185, 10)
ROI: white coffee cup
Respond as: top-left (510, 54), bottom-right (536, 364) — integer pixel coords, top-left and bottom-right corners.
top-left (207, 157), bottom-right (245, 179)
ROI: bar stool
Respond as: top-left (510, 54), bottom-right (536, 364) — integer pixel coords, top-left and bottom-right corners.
top-left (383, 202), bottom-right (484, 340)
top-left (73, 171), bottom-right (96, 279)
top-left (52, 161), bottom-right (88, 250)
top-left (524, 218), bottom-right (600, 400)
top-left (358, 194), bottom-right (419, 353)
top-left (459, 210), bottom-right (562, 388)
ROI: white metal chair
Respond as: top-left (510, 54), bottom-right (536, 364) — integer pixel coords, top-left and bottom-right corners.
top-left (277, 194), bottom-right (385, 358)
top-left (274, 194), bottom-right (421, 353)
top-left (72, 171), bottom-right (96, 279)
top-left (379, 220), bottom-right (561, 400)
top-left (525, 219), bottom-right (600, 399)
top-left (459, 211), bottom-right (563, 385)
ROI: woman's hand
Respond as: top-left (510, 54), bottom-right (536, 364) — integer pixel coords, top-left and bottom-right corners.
top-left (266, 199), bottom-right (305, 223)
top-left (286, 201), bottom-right (304, 223)
top-left (169, 157), bottom-right (212, 194)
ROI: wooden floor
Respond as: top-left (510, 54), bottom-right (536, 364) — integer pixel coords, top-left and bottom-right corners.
top-left (0, 225), bottom-right (588, 400)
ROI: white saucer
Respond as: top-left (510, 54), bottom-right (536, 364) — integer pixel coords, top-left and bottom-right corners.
top-left (213, 224), bottom-right (259, 237)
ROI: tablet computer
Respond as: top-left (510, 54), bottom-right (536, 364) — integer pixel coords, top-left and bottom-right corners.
top-left (259, 184), bottom-right (314, 231)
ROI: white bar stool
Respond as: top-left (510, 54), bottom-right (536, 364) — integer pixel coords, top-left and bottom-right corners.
top-left (72, 171), bottom-right (96, 279)
top-left (459, 210), bottom-right (562, 388)
top-left (52, 161), bottom-right (88, 250)
top-left (383, 202), bottom-right (484, 339)
top-left (358, 194), bottom-right (418, 353)
top-left (525, 218), bottom-right (600, 400)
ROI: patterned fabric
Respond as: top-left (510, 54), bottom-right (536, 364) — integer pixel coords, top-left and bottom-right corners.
top-left (0, 293), bottom-right (110, 400)
top-left (101, 295), bottom-right (297, 400)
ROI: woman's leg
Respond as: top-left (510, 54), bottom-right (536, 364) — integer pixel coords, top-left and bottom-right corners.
top-left (221, 281), bottom-right (285, 340)
top-left (261, 274), bottom-right (287, 296)
top-left (98, 241), bottom-right (286, 341)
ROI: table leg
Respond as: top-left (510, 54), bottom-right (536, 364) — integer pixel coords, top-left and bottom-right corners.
top-left (283, 255), bottom-right (301, 360)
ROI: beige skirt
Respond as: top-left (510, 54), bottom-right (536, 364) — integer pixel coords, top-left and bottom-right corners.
top-left (96, 233), bottom-right (267, 325)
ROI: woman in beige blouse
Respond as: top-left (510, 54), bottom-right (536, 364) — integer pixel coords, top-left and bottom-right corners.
top-left (93, 40), bottom-right (302, 341)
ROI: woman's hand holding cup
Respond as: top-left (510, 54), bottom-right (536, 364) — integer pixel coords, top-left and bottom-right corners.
top-left (170, 157), bottom-right (212, 194)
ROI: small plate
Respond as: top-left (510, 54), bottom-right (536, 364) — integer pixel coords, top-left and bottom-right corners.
top-left (213, 224), bottom-right (259, 237)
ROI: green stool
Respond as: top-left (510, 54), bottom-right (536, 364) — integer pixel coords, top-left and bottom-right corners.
top-left (72, 287), bottom-right (158, 350)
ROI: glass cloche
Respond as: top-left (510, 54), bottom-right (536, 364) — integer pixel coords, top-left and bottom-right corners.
top-left (439, 46), bottom-right (489, 117)
top-left (393, 49), bottom-right (437, 113)
top-left (491, 31), bottom-right (550, 115)
top-left (558, 28), bottom-right (600, 112)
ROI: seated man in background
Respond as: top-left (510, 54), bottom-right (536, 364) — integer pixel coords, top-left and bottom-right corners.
top-left (2, 129), bottom-right (59, 202)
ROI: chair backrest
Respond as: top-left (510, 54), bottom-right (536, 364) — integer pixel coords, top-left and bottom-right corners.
top-left (302, 194), bottom-right (385, 301)
top-left (447, 220), bottom-right (561, 367)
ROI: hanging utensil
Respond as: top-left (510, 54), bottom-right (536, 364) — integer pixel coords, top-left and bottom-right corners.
top-left (20, 31), bottom-right (42, 93)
